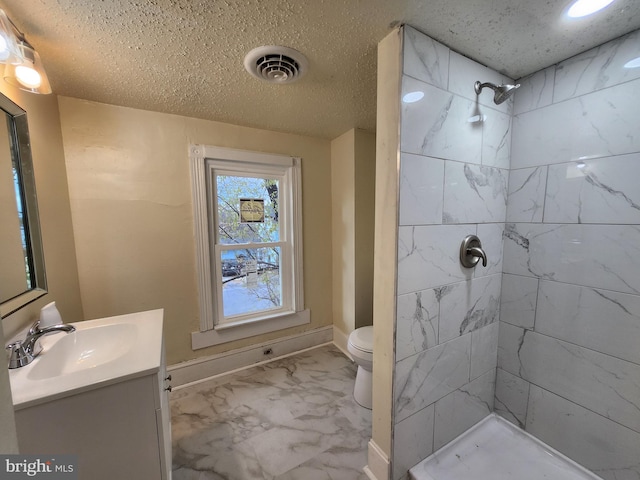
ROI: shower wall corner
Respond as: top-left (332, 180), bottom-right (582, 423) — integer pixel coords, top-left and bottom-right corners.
top-left (386, 24), bottom-right (512, 480)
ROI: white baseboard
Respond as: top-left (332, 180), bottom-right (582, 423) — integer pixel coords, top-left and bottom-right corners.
top-left (168, 326), bottom-right (333, 388)
top-left (363, 466), bottom-right (377, 480)
top-left (333, 325), bottom-right (353, 361)
top-left (366, 439), bottom-right (390, 480)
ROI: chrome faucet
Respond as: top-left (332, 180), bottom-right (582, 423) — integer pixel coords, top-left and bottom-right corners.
top-left (6, 320), bottom-right (76, 369)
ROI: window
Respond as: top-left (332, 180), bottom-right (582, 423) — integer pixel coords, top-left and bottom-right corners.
top-left (189, 145), bottom-right (307, 348)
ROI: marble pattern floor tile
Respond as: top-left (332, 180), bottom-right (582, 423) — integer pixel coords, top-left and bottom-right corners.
top-left (171, 345), bottom-right (371, 480)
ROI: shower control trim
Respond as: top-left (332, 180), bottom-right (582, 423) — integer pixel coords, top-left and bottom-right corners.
top-left (460, 235), bottom-right (488, 268)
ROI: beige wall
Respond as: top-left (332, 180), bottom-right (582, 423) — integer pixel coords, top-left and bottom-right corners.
top-left (370, 28), bottom-right (402, 473)
top-left (0, 86), bottom-right (83, 338)
top-left (58, 97), bottom-right (333, 365)
top-left (331, 129), bottom-right (376, 338)
top-left (0, 83), bottom-right (83, 453)
top-left (354, 130), bottom-right (376, 329)
top-left (331, 130), bottom-right (356, 336)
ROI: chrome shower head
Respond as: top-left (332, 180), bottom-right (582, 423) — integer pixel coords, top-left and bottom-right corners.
top-left (474, 80), bottom-right (520, 105)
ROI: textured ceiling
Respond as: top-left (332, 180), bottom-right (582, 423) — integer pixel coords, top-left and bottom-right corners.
top-left (1, 0), bottom-right (639, 139)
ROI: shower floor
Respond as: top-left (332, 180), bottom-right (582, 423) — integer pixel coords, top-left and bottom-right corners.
top-left (409, 414), bottom-right (602, 480)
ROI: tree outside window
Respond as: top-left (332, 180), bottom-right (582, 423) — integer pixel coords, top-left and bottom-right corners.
top-left (215, 175), bottom-right (282, 316)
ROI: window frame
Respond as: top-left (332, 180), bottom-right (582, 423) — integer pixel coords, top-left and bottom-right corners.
top-left (189, 145), bottom-right (306, 349)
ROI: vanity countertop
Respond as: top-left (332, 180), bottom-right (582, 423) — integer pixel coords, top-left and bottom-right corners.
top-left (9, 308), bottom-right (164, 410)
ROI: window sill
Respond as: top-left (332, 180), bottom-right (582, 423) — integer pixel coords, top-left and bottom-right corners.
top-left (191, 309), bottom-right (310, 349)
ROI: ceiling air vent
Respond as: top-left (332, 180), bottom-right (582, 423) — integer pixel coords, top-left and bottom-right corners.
top-left (244, 46), bottom-right (308, 84)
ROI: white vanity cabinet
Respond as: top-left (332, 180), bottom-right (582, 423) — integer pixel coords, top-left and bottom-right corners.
top-left (11, 309), bottom-right (172, 480)
top-left (155, 343), bottom-right (173, 479)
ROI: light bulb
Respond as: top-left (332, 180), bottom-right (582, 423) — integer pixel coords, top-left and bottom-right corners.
top-left (15, 64), bottom-right (41, 89)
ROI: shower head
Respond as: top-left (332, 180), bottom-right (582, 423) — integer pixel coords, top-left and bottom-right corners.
top-left (474, 81), bottom-right (520, 105)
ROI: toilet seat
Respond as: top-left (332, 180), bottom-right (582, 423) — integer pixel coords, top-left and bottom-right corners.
top-left (348, 326), bottom-right (373, 353)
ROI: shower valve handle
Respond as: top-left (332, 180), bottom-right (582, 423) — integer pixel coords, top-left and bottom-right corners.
top-left (460, 235), bottom-right (488, 268)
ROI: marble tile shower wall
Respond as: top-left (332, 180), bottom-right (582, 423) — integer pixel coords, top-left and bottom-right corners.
top-left (392, 26), bottom-right (511, 480)
top-left (498, 29), bottom-right (640, 480)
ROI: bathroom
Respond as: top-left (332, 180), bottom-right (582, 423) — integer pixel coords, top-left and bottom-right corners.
top-left (1, 1), bottom-right (639, 479)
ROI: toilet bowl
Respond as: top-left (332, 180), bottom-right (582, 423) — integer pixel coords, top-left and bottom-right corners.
top-left (347, 326), bottom-right (373, 409)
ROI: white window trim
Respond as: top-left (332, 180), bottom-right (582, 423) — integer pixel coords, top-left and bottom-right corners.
top-left (189, 144), bottom-right (307, 349)
top-left (207, 160), bottom-right (293, 326)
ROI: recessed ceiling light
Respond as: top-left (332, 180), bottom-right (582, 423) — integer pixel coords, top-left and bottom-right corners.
top-left (624, 56), bottom-right (640, 69)
top-left (567, 0), bottom-right (615, 18)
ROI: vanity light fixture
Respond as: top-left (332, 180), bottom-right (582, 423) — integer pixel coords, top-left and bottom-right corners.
top-left (566, 0), bottom-right (615, 18)
top-left (0, 9), bottom-right (22, 64)
top-left (4, 41), bottom-right (51, 94)
top-left (0, 8), bottom-right (51, 94)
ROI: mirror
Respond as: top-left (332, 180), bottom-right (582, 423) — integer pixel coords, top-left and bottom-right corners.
top-left (0, 93), bottom-right (46, 318)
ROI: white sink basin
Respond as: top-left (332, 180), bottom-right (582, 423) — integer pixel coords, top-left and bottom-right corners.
top-left (27, 323), bottom-right (137, 381)
top-left (9, 309), bottom-right (164, 410)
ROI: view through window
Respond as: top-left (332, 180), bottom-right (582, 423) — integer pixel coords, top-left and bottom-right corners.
top-left (216, 175), bottom-right (283, 318)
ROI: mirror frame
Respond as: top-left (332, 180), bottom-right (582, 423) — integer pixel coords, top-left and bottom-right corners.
top-left (0, 93), bottom-right (47, 318)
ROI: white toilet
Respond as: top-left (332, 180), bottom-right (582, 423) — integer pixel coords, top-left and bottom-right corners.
top-left (347, 326), bottom-right (374, 409)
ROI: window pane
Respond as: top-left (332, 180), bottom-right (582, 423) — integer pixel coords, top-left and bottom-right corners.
top-left (216, 175), bottom-right (279, 245)
top-left (220, 247), bottom-right (282, 318)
